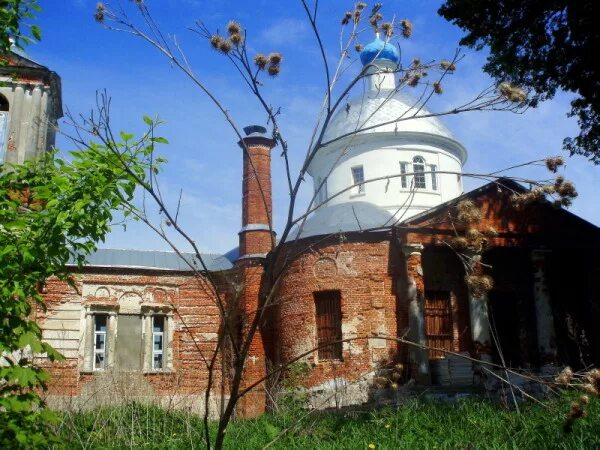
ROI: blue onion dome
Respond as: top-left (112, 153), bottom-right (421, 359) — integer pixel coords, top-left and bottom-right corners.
top-left (360, 36), bottom-right (400, 66)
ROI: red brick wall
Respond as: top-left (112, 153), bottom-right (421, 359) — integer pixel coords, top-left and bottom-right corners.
top-left (273, 233), bottom-right (405, 388)
top-left (38, 269), bottom-right (228, 410)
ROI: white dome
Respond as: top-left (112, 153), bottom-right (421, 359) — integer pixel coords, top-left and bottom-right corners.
top-left (322, 90), bottom-right (456, 145)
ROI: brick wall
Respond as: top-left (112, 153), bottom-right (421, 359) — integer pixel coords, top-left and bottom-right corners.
top-left (273, 232), bottom-right (404, 398)
top-left (38, 269), bottom-right (229, 415)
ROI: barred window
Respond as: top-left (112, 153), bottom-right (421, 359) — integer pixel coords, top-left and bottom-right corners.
top-left (314, 291), bottom-right (342, 361)
top-left (424, 290), bottom-right (453, 359)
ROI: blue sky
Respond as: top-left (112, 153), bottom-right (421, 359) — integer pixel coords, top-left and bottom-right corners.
top-left (29, 0), bottom-right (598, 254)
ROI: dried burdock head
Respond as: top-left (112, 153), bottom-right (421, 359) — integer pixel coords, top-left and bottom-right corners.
top-left (254, 53), bottom-right (268, 70)
top-left (407, 74), bottom-right (421, 87)
top-left (412, 57), bottom-right (421, 67)
top-left (580, 395), bottom-right (591, 405)
top-left (355, 2), bottom-right (367, 10)
top-left (545, 156), bottom-right (564, 173)
top-left (341, 11), bottom-right (353, 26)
top-left (369, 12), bottom-right (383, 27)
top-left (210, 34), bottom-right (224, 50)
top-left (554, 175), bottom-right (565, 187)
top-left (226, 20), bottom-right (242, 35)
top-left (267, 64), bottom-right (280, 77)
top-left (355, 43), bottom-right (364, 52)
top-left (390, 382), bottom-right (399, 390)
top-left (95, 2), bottom-right (105, 23)
top-left (581, 383), bottom-right (599, 396)
top-left (498, 82), bottom-right (527, 103)
top-left (381, 22), bottom-right (394, 37)
top-left (229, 33), bottom-right (243, 46)
top-left (556, 181), bottom-right (577, 199)
top-left (433, 81), bottom-right (443, 94)
top-left (400, 19), bottom-right (413, 38)
top-left (555, 366), bottom-right (574, 385)
top-left (483, 227), bottom-right (498, 238)
top-left (451, 236), bottom-right (469, 250)
top-left (354, 10), bottom-right (362, 23)
top-left (373, 376), bottom-right (389, 389)
top-left (440, 60), bottom-right (456, 71)
top-left (390, 371), bottom-right (402, 382)
top-left (465, 274), bottom-right (493, 298)
top-left (218, 39), bottom-right (233, 54)
top-left (465, 228), bottom-right (482, 241)
top-left (268, 52), bottom-right (283, 65)
top-left (456, 200), bottom-right (482, 224)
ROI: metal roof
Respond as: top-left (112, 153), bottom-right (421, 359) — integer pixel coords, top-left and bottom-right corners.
top-left (288, 201), bottom-right (394, 240)
top-left (68, 248), bottom-right (233, 272)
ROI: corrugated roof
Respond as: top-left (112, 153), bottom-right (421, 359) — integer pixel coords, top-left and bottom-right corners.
top-left (68, 248), bottom-right (233, 272)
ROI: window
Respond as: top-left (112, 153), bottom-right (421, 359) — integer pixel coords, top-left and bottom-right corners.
top-left (314, 291), bottom-right (342, 360)
top-left (399, 162), bottom-right (407, 188)
top-left (413, 156), bottom-right (426, 189)
top-left (0, 94), bottom-right (9, 164)
top-left (351, 165), bottom-right (365, 194)
top-left (430, 164), bottom-right (438, 191)
top-left (152, 316), bottom-right (165, 370)
top-left (424, 291), bottom-right (453, 359)
top-left (93, 315), bottom-right (108, 370)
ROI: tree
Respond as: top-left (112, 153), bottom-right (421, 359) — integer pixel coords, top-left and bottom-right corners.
top-left (438, 0), bottom-right (600, 164)
top-left (70, 2), bottom-right (590, 448)
top-left (0, 124), bottom-right (149, 447)
top-left (0, 0), bottom-right (41, 57)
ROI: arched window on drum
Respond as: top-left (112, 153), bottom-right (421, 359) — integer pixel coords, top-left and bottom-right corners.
top-left (413, 156), bottom-right (426, 189)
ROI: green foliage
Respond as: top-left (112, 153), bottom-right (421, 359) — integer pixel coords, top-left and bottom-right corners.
top-left (0, 119), bottom-right (165, 448)
top-left (438, 0), bottom-right (600, 164)
top-left (0, 0), bottom-right (41, 56)
top-left (52, 395), bottom-right (600, 449)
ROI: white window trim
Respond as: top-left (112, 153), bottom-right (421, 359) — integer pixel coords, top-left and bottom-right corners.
top-left (142, 306), bottom-right (173, 373)
top-left (92, 315), bottom-right (107, 371)
top-left (398, 157), bottom-right (442, 194)
top-left (430, 164), bottom-right (438, 191)
top-left (152, 316), bottom-right (164, 370)
top-left (82, 305), bottom-right (118, 373)
top-left (351, 165), bottom-right (365, 196)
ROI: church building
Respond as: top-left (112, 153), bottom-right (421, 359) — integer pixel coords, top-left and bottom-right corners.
top-left (2, 38), bottom-right (599, 418)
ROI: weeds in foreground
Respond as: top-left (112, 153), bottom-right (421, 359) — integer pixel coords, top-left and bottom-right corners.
top-left (51, 393), bottom-right (599, 449)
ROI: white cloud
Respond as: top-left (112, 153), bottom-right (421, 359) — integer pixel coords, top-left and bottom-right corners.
top-left (260, 18), bottom-right (309, 46)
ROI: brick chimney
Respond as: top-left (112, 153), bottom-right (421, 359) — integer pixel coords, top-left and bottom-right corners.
top-left (235, 125), bottom-right (276, 418)
top-left (237, 125), bottom-right (276, 259)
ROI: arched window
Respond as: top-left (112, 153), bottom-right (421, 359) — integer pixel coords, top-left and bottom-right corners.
top-left (0, 94), bottom-right (9, 163)
top-left (413, 156), bottom-right (426, 189)
top-left (0, 94), bottom-right (8, 112)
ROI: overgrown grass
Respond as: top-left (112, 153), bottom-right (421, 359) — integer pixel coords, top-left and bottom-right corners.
top-left (51, 394), bottom-right (600, 449)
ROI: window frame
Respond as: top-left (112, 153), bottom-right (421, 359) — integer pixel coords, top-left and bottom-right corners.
top-left (92, 314), bottom-right (108, 371)
top-left (314, 290), bottom-right (343, 361)
top-left (412, 156), bottom-right (427, 189)
top-left (399, 162), bottom-right (408, 188)
top-left (430, 164), bottom-right (438, 191)
top-left (424, 290), bottom-right (454, 359)
top-left (152, 315), bottom-right (165, 370)
top-left (351, 165), bottom-right (365, 195)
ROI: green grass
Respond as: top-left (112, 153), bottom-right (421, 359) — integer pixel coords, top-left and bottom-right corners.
top-left (51, 395), bottom-right (600, 449)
